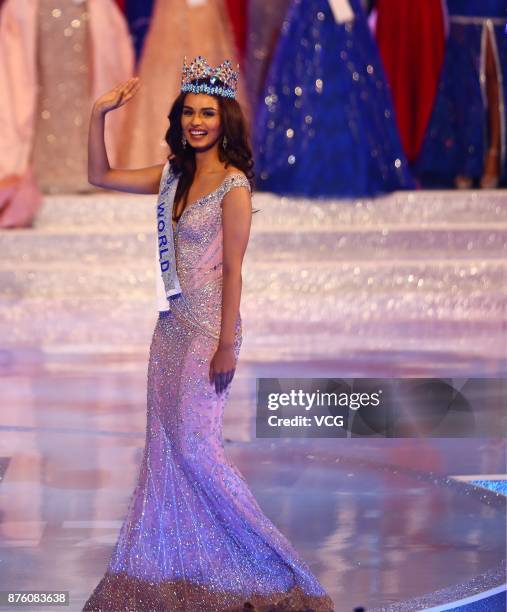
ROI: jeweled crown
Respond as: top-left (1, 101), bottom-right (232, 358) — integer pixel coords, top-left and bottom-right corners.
top-left (181, 55), bottom-right (239, 99)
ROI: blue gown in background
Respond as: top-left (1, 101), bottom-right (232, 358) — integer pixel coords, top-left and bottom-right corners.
top-left (417, 1), bottom-right (507, 187)
top-left (126, 0), bottom-right (155, 62)
top-left (254, 0), bottom-right (415, 198)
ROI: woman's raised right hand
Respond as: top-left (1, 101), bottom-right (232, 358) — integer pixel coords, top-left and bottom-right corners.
top-left (93, 77), bottom-right (140, 114)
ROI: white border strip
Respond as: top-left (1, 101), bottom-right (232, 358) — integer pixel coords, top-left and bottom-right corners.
top-left (421, 584), bottom-right (506, 611)
top-left (451, 474), bottom-right (507, 481)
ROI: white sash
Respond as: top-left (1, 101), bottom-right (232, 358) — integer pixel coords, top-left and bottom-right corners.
top-left (156, 162), bottom-right (182, 300)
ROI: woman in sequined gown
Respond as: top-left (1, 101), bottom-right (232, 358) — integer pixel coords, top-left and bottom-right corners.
top-left (83, 70), bottom-right (334, 611)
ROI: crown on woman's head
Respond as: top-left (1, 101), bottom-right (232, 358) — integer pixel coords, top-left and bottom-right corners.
top-left (181, 56), bottom-right (239, 99)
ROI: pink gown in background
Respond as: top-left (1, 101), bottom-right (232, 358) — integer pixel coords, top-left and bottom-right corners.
top-left (117, 0), bottom-right (250, 169)
top-left (83, 168), bottom-right (334, 611)
top-left (0, 0), bottom-right (133, 227)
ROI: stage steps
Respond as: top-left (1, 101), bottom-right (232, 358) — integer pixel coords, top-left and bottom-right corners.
top-left (1, 189), bottom-right (506, 371)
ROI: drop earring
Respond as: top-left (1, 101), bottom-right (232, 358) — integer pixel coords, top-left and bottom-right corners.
top-left (182, 135), bottom-right (187, 149)
top-left (222, 135), bottom-right (228, 150)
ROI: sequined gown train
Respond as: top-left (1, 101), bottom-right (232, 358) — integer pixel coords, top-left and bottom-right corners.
top-left (83, 170), bottom-right (334, 611)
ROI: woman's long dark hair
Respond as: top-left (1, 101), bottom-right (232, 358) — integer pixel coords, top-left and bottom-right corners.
top-left (165, 79), bottom-right (256, 222)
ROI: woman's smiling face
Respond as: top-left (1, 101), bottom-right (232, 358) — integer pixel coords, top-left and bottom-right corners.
top-left (181, 93), bottom-right (222, 151)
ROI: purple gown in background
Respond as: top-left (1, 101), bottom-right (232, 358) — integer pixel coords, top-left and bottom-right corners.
top-left (125, 0), bottom-right (155, 62)
top-left (83, 170), bottom-right (334, 611)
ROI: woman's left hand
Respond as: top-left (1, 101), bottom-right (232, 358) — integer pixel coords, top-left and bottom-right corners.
top-left (209, 344), bottom-right (236, 394)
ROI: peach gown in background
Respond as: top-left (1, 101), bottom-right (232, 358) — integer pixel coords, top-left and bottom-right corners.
top-left (117, 0), bottom-right (250, 169)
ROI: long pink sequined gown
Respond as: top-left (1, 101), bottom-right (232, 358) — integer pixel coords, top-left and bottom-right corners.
top-left (83, 170), bottom-right (334, 611)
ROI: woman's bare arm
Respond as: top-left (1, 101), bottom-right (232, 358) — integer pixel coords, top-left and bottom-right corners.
top-left (209, 184), bottom-right (252, 393)
top-left (88, 78), bottom-right (164, 195)
top-left (219, 185), bottom-right (252, 348)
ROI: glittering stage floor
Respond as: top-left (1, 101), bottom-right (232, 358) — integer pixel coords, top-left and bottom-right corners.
top-left (0, 189), bottom-right (506, 611)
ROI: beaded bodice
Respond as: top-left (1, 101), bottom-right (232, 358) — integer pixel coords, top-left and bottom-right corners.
top-left (159, 171), bottom-right (251, 342)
